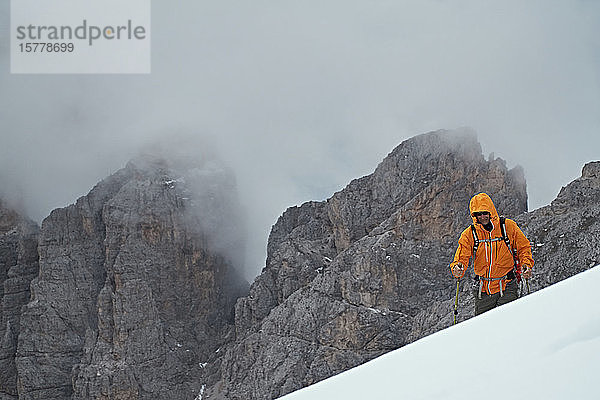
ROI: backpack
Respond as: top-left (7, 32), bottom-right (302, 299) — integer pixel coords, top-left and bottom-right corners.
top-left (470, 216), bottom-right (522, 282)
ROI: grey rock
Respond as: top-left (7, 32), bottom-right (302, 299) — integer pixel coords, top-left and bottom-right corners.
top-left (3, 130), bottom-right (596, 400)
top-left (14, 156), bottom-right (247, 399)
top-left (215, 129), bottom-right (529, 400)
top-left (217, 133), bottom-right (597, 400)
top-left (517, 160), bottom-right (600, 288)
top-left (0, 201), bottom-right (39, 400)
top-left (410, 160), bottom-right (600, 341)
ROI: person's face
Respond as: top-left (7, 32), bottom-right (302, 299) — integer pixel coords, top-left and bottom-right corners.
top-left (473, 211), bottom-right (491, 225)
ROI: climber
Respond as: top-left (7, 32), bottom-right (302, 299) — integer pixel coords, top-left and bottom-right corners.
top-left (450, 192), bottom-right (534, 316)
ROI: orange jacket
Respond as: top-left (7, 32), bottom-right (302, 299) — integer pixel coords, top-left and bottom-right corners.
top-left (450, 193), bottom-right (534, 295)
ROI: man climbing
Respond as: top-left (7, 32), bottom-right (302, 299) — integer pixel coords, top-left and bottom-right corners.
top-left (450, 192), bottom-right (534, 315)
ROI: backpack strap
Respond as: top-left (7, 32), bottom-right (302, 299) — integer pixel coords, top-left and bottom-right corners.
top-left (499, 216), bottom-right (511, 251)
top-left (470, 224), bottom-right (479, 256)
top-left (500, 216), bottom-right (521, 275)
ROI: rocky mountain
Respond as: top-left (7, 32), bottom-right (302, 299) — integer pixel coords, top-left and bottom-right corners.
top-left (1, 129), bottom-right (597, 400)
top-left (209, 129), bottom-right (531, 399)
top-left (7, 156), bottom-right (247, 400)
top-left (0, 202), bottom-right (39, 399)
top-left (407, 160), bottom-right (600, 342)
top-left (210, 130), bottom-right (598, 400)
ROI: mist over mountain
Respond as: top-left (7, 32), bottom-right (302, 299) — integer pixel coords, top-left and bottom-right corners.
top-left (1, 129), bottom-right (597, 399)
top-left (1, 1), bottom-right (599, 285)
top-left (2, 1), bottom-right (599, 398)
top-left (2, 153), bottom-right (248, 399)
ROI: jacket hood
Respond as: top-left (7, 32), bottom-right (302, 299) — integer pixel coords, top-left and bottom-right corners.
top-left (469, 192), bottom-right (499, 224)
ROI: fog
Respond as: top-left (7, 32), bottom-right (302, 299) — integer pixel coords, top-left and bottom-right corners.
top-left (1, 1), bottom-right (599, 280)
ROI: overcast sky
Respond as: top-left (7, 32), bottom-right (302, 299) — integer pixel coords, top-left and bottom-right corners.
top-left (1, 1), bottom-right (599, 279)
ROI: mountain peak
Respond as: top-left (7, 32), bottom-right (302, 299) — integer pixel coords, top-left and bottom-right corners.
top-left (217, 129), bottom-right (530, 399)
top-left (13, 156), bottom-right (247, 399)
top-left (582, 161), bottom-right (600, 179)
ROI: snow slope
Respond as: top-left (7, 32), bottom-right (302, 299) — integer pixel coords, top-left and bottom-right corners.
top-left (280, 266), bottom-right (600, 400)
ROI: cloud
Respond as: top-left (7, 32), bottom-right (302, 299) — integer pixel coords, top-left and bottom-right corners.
top-left (1, 0), bottom-right (599, 279)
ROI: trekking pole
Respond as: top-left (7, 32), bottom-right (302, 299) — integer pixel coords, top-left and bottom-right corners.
top-left (453, 278), bottom-right (460, 325)
top-left (523, 266), bottom-right (531, 295)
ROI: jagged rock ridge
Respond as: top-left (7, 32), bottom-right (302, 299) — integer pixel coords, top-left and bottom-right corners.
top-left (1, 130), bottom-right (597, 400)
top-left (212, 129), bottom-right (529, 399)
top-left (215, 142), bottom-right (598, 400)
top-left (519, 161), bottom-right (600, 286)
top-left (403, 160), bottom-right (600, 342)
top-left (12, 156), bottom-right (248, 399)
top-left (0, 201), bottom-right (39, 400)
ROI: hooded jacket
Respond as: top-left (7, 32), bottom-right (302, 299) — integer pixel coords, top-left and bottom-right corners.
top-left (450, 193), bottom-right (534, 295)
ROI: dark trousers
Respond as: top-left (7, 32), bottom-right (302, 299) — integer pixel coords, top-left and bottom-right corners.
top-left (473, 278), bottom-right (519, 316)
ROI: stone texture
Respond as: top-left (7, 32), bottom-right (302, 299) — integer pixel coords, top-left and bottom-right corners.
top-left (0, 202), bottom-right (39, 400)
top-left (408, 161), bottom-right (600, 341)
top-left (13, 157), bottom-right (247, 400)
top-left (517, 161), bottom-right (600, 288)
top-left (2, 130), bottom-right (597, 400)
top-left (211, 132), bottom-right (596, 400)
top-left (213, 129), bottom-right (530, 400)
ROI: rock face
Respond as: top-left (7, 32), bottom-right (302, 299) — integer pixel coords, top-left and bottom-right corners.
top-left (2, 130), bottom-right (597, 400)
top-left (217, 136), bottom-right (599, 400)
top-left (213, 129), bottom-right (529, 400)
top-left (407, 160), bottom-right (600, 342)
top-left (0, 202), bottom-right (39, 400)
top-left (519, 161), bottom-right (600, 287)
top-left (13, 157), bottom-right (247, 399)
